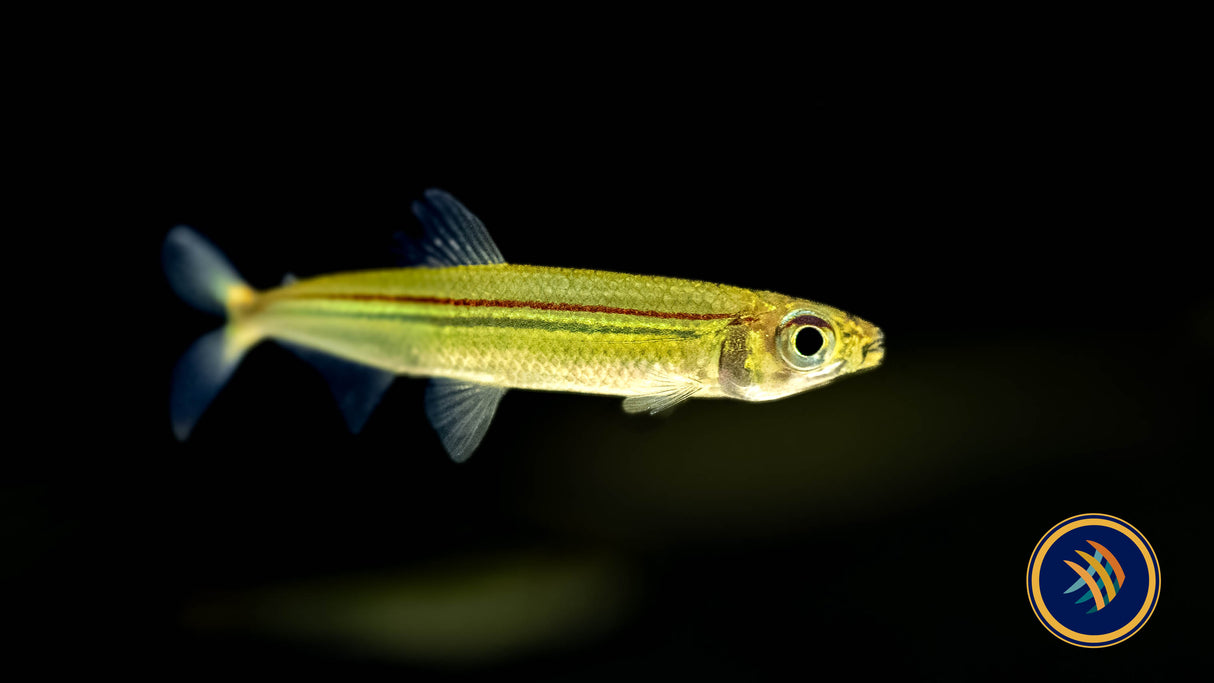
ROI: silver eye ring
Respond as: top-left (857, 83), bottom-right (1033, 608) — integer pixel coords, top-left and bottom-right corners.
top-left (777, 310), bottom-right (836, 370)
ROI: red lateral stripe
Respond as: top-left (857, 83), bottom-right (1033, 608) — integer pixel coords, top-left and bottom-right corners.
top-left (294, 292), bottom-right (736, 321)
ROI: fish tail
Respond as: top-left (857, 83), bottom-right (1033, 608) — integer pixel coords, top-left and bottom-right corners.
top-left (162, 225), bottom-right (256, 318)
top-left (162, 226), bottom-right (262, 440)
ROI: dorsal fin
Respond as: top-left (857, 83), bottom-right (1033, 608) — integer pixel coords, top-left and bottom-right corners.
top-left (399, 189), bottom-right (506, 267)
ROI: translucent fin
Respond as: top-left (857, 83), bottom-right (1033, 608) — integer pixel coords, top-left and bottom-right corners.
top-left (165, 226), bottom-right (261, 440)
top-left (170, 325), bottom-right (260, 440)
top-left (399, 189), bottom-right (506, 267)
top-left (621, 374), bottom-right (702, 415)
top-left (162, 225), bottom-right (252, 317)
top-left (281, 342), bottom-right (396, 433)
top-left (424, 378), bottom-right (507, 462)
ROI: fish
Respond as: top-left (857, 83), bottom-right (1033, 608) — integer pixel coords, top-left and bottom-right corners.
top-left (164, 189), bottom-right (884, 461)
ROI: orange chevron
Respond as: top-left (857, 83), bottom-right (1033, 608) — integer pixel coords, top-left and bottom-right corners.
top-left (1088, 540), bottom-right (1125, 586)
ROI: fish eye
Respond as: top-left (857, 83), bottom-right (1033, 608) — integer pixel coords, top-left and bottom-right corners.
top-left (794, 326), bottom-right (826, 357)
top-left (777, 310), bottom-right (836, 370)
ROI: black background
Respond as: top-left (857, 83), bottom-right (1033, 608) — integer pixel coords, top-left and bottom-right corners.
top-left (8, 16), bottom-right (1209, 680)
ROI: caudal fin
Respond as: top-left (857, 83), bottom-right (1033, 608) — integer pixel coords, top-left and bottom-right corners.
top-left (163, 226), bottom-right (260, 440)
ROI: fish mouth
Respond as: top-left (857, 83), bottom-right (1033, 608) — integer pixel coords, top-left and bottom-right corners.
top-left (860, 331), bottom-right (885, 369)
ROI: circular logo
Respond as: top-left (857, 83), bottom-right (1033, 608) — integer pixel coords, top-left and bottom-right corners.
top-left (1026, 513), bottom-right (1160, 647)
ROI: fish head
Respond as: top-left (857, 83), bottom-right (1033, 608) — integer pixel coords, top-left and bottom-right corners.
top-left (718, 296), bottom-right (883, 402)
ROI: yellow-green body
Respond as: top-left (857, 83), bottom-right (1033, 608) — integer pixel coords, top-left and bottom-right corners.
top-left (231, 263), bottom-right (884, 405)
top-left (242, 265), bottom-right (765, 399)
top-left (165, 189), bottom-right (883, 460)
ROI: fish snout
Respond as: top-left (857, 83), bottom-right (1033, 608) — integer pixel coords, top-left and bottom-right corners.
top-left (860, 328), bottom-right (885, 370)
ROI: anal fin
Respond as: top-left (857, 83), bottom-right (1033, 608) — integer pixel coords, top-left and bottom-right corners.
top-left (425, 379), bottom-right (507, 462)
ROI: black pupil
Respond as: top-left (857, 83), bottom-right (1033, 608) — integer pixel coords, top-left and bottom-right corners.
top-left (794, 326), bottom-right (825, 357)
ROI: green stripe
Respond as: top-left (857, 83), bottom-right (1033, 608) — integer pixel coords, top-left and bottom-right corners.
top-left (273, 305), bottom-right (705, 339)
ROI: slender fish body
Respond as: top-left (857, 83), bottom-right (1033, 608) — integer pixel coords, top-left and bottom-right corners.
top-left (252, 266), bottom-right (752, 398)
top-left (164, 190), bottom-right (884, 461)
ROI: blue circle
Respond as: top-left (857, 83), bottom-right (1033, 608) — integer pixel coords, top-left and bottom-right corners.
top-left (1028, 514), bottom-right (1159, 647)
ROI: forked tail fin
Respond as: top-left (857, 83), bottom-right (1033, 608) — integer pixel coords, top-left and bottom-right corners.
top-left (162, 226), bottom-right (261, 439)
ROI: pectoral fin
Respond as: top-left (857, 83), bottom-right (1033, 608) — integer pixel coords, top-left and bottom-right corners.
top-left (425, 379), bottom-right (508, 462)
top-left (621, 374), bottom-right (702, 415)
